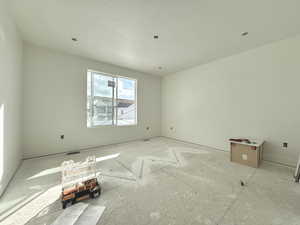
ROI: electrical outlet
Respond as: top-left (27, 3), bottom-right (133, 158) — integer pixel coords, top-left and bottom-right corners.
top-left (283, 142), bottom-right (288, 149)
top-left (170, 126), bottom-right (174, 131)
top-left (60, 135), bottom-right (64, 140)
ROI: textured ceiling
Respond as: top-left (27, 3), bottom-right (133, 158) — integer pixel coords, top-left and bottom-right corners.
top-left (10, 0), bottom-right (300, 75)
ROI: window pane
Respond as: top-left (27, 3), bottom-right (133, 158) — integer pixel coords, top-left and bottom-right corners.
top-left (90, 72), bottom-right (114, 126)
top-left (93, 74), bottom-right (113, 97)
top-left (93, 96), bottom-right (113, 126)
top-left (0, 104), bottom-right (4, 180)
top-left (87, 71), bottom-right (92, 127)
top-left (117, 78), bottom-right (136, 125)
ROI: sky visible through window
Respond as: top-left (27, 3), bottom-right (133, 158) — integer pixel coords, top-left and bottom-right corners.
top-left (118, 78), bottom-right (135, 100)
top-left (92, 74), bottom-right (135, 100)
top-left (93, 74), bottom-right (113, 98)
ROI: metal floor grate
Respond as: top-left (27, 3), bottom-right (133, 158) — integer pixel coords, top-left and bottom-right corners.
top-left (66, 151), bottom-right (81, 155)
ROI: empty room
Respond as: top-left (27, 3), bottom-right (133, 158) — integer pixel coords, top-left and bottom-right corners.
top-left (1, 0), bottom-right (300, 224)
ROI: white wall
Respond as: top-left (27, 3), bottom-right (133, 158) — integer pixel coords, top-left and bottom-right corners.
top-left (23, 44), bottom-right (161, 158)
top-left (0, 0), bottom-right (23, 196)
top-left (162, 35), bottom-right (300, 166)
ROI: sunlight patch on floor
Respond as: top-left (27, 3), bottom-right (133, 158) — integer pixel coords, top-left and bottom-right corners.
top-left (96, 153), bottom-right (120, 162)
top-left (27, 167), bottom-right (61, 180)
top-left (1, 185), bottom-right (60, 225)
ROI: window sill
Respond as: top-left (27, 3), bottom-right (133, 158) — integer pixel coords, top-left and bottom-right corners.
top-left (87, 124), bottom-right (138, 128)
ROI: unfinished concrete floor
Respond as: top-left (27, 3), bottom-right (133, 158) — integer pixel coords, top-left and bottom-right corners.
top-left (0, 137), bottom-right (299, 225)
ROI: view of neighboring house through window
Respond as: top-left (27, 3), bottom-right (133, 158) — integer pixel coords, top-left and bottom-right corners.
top-left (116, 77), bottom-right (136, 125)
top-left (87, 70), bottom-right (137, 127)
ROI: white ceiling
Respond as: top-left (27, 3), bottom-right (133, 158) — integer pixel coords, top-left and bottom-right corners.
top-left (10, 0), bottom-right (300, 76)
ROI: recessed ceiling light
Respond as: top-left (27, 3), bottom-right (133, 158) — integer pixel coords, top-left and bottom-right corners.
top-left (72, 37), bottom-right (78, 42)
top-left (153, 35), bottom-right (159, 39)
top-left (241, 32), bottom-right (249, 36)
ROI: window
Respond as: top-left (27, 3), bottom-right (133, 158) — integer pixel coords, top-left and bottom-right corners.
top-left (0, 104), bottom-right (4, 182)
top-left (87, 70), bottom-right (137, 127)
